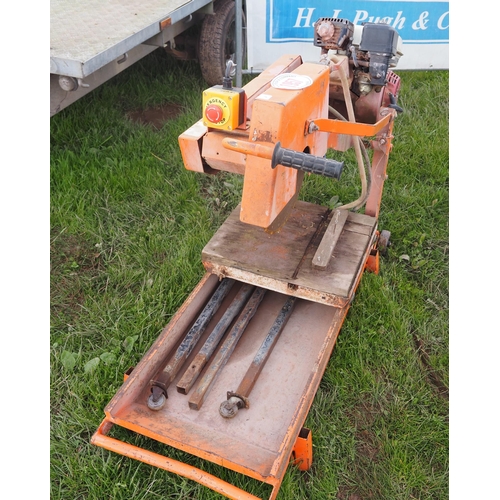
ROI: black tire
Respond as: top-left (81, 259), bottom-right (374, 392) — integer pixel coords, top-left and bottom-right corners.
top-left (198, 0), bottom-right (246, 86)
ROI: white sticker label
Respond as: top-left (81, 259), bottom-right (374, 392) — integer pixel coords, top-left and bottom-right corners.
top-left (271, 73), bottom-right (313, 90)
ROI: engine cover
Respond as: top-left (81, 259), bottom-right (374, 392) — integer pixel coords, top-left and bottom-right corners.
top-left (359, 23), bottom-right (400, 86)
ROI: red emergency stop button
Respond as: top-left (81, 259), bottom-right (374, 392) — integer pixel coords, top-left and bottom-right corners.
top-left (205, 104), bottom-right (223, 123)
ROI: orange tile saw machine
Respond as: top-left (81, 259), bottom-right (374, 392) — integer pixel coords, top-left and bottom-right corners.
top-left (92, 18), bottom-right (403, 500)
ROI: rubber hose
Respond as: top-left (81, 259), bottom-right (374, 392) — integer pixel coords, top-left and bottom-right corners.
top-left (328, 54), bottom-right (368, 211)
top-left (328, 105), bottom-right (371, 198)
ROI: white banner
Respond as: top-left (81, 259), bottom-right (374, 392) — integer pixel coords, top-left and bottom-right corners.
top-left (246, 0), bottom-right (449, 71)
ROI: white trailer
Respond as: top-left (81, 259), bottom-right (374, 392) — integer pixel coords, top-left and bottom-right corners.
top-left (50, 0), bottom-right (246, 116)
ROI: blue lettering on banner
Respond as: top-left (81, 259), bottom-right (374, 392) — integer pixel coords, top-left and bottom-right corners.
top-left (266, 0), bottom-right (449, 44)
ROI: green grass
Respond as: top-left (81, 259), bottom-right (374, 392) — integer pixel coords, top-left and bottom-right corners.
top-left (50, 49), bottom-right (448, 499)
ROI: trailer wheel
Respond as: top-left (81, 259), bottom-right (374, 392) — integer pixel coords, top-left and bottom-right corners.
top-left (198, 0), bottom-right (246, 86)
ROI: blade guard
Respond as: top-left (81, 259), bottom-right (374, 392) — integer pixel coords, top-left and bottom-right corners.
top-left (239, 63), bottom-right (330, 229)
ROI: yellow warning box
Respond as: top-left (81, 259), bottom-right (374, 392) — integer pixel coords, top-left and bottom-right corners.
top-left (202, 86), bottom-right (246, 131)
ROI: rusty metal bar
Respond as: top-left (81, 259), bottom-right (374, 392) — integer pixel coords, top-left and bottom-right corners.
top-left (219, 296), bottom-right (297, 418)
top-left (312, 208), bottom-right (348, 269)
top-left (176, 283), bottom-right (256, 395)
top-left (148, 278), bottom-right (235, 410)
top-left (188, 287), bottom-right (267, 411)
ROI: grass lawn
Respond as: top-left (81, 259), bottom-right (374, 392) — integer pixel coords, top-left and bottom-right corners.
top-left (50, 49), bottom-right (449, 499)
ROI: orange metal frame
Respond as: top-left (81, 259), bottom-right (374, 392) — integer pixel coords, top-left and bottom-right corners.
top-left (92, 53), bottom-right (395, 499)
top-left (92, 415), bottom-right (312, 500)
top-left (92, 419), bottom-right (264, 500)
top-left (91, 255), bottom-right (381, 500)
top-left (91, 272), bottom-right (360, 499)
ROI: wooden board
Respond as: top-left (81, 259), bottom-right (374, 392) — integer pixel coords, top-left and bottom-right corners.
top-left (312, 208), bottom-right (349, 269)
top-left (202, 201), bottom-right (378, 307)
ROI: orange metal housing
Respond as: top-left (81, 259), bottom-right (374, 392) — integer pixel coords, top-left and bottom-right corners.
top-left (178, 54), bottom-right (396, 229)
top-left (239, 62), bottom-right (329, 228)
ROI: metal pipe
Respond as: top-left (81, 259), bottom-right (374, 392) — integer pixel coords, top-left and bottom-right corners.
top-left (147, 278), bottom-right (235, 410)
top-left (235, 0), bottom-right (243, 87)
top-left (176, 283), bottom-right (255, 395)
top-left (188, 287), bottom-right (267, 410)
top-left (219, 296), bottom-right (297, 418)
top-left (91, 420), bottom-right (262, 500)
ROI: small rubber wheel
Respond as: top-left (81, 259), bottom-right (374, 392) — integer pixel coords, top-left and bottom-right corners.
top-left (378, 230), bottom-right (391, 256)
top-left (198, 0), bottom-right (246, 86)
top-left (147, 392), bottom-right (166, 411)
top-left (219, 399), bottom-right (239, 418)
top-left (219, 396), bottom-right (244, 418)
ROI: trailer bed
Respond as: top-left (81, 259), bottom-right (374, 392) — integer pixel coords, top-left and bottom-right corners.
top-left (50, 0), bottom-right (213, 115)
top-left (50, 0), bottom-right (211, 78)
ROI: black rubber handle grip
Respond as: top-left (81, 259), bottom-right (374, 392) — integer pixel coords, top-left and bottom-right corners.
top-left (271, 142), bottom-right (343, 179)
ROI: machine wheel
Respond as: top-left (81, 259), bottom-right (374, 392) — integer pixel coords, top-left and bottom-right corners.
top-left (198, 0), bottom-right (246, 86)
top-left (147, 392), bottom-right (166, 411)
top-left (378, 230), bottom-right (391, 256)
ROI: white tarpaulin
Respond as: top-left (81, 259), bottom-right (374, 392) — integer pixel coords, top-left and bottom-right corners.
top-left (246, 0), bottom-right (449, 71)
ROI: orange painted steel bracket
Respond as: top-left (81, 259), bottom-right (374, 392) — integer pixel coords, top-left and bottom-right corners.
top-left (365, 110), bottom-right (397, 218)
top-left (292, 427), bottom-right (313, 471)
top-left (308, 110), bottom-right (393, 138)
top-left (364, 230), bottom-right (381, 275)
